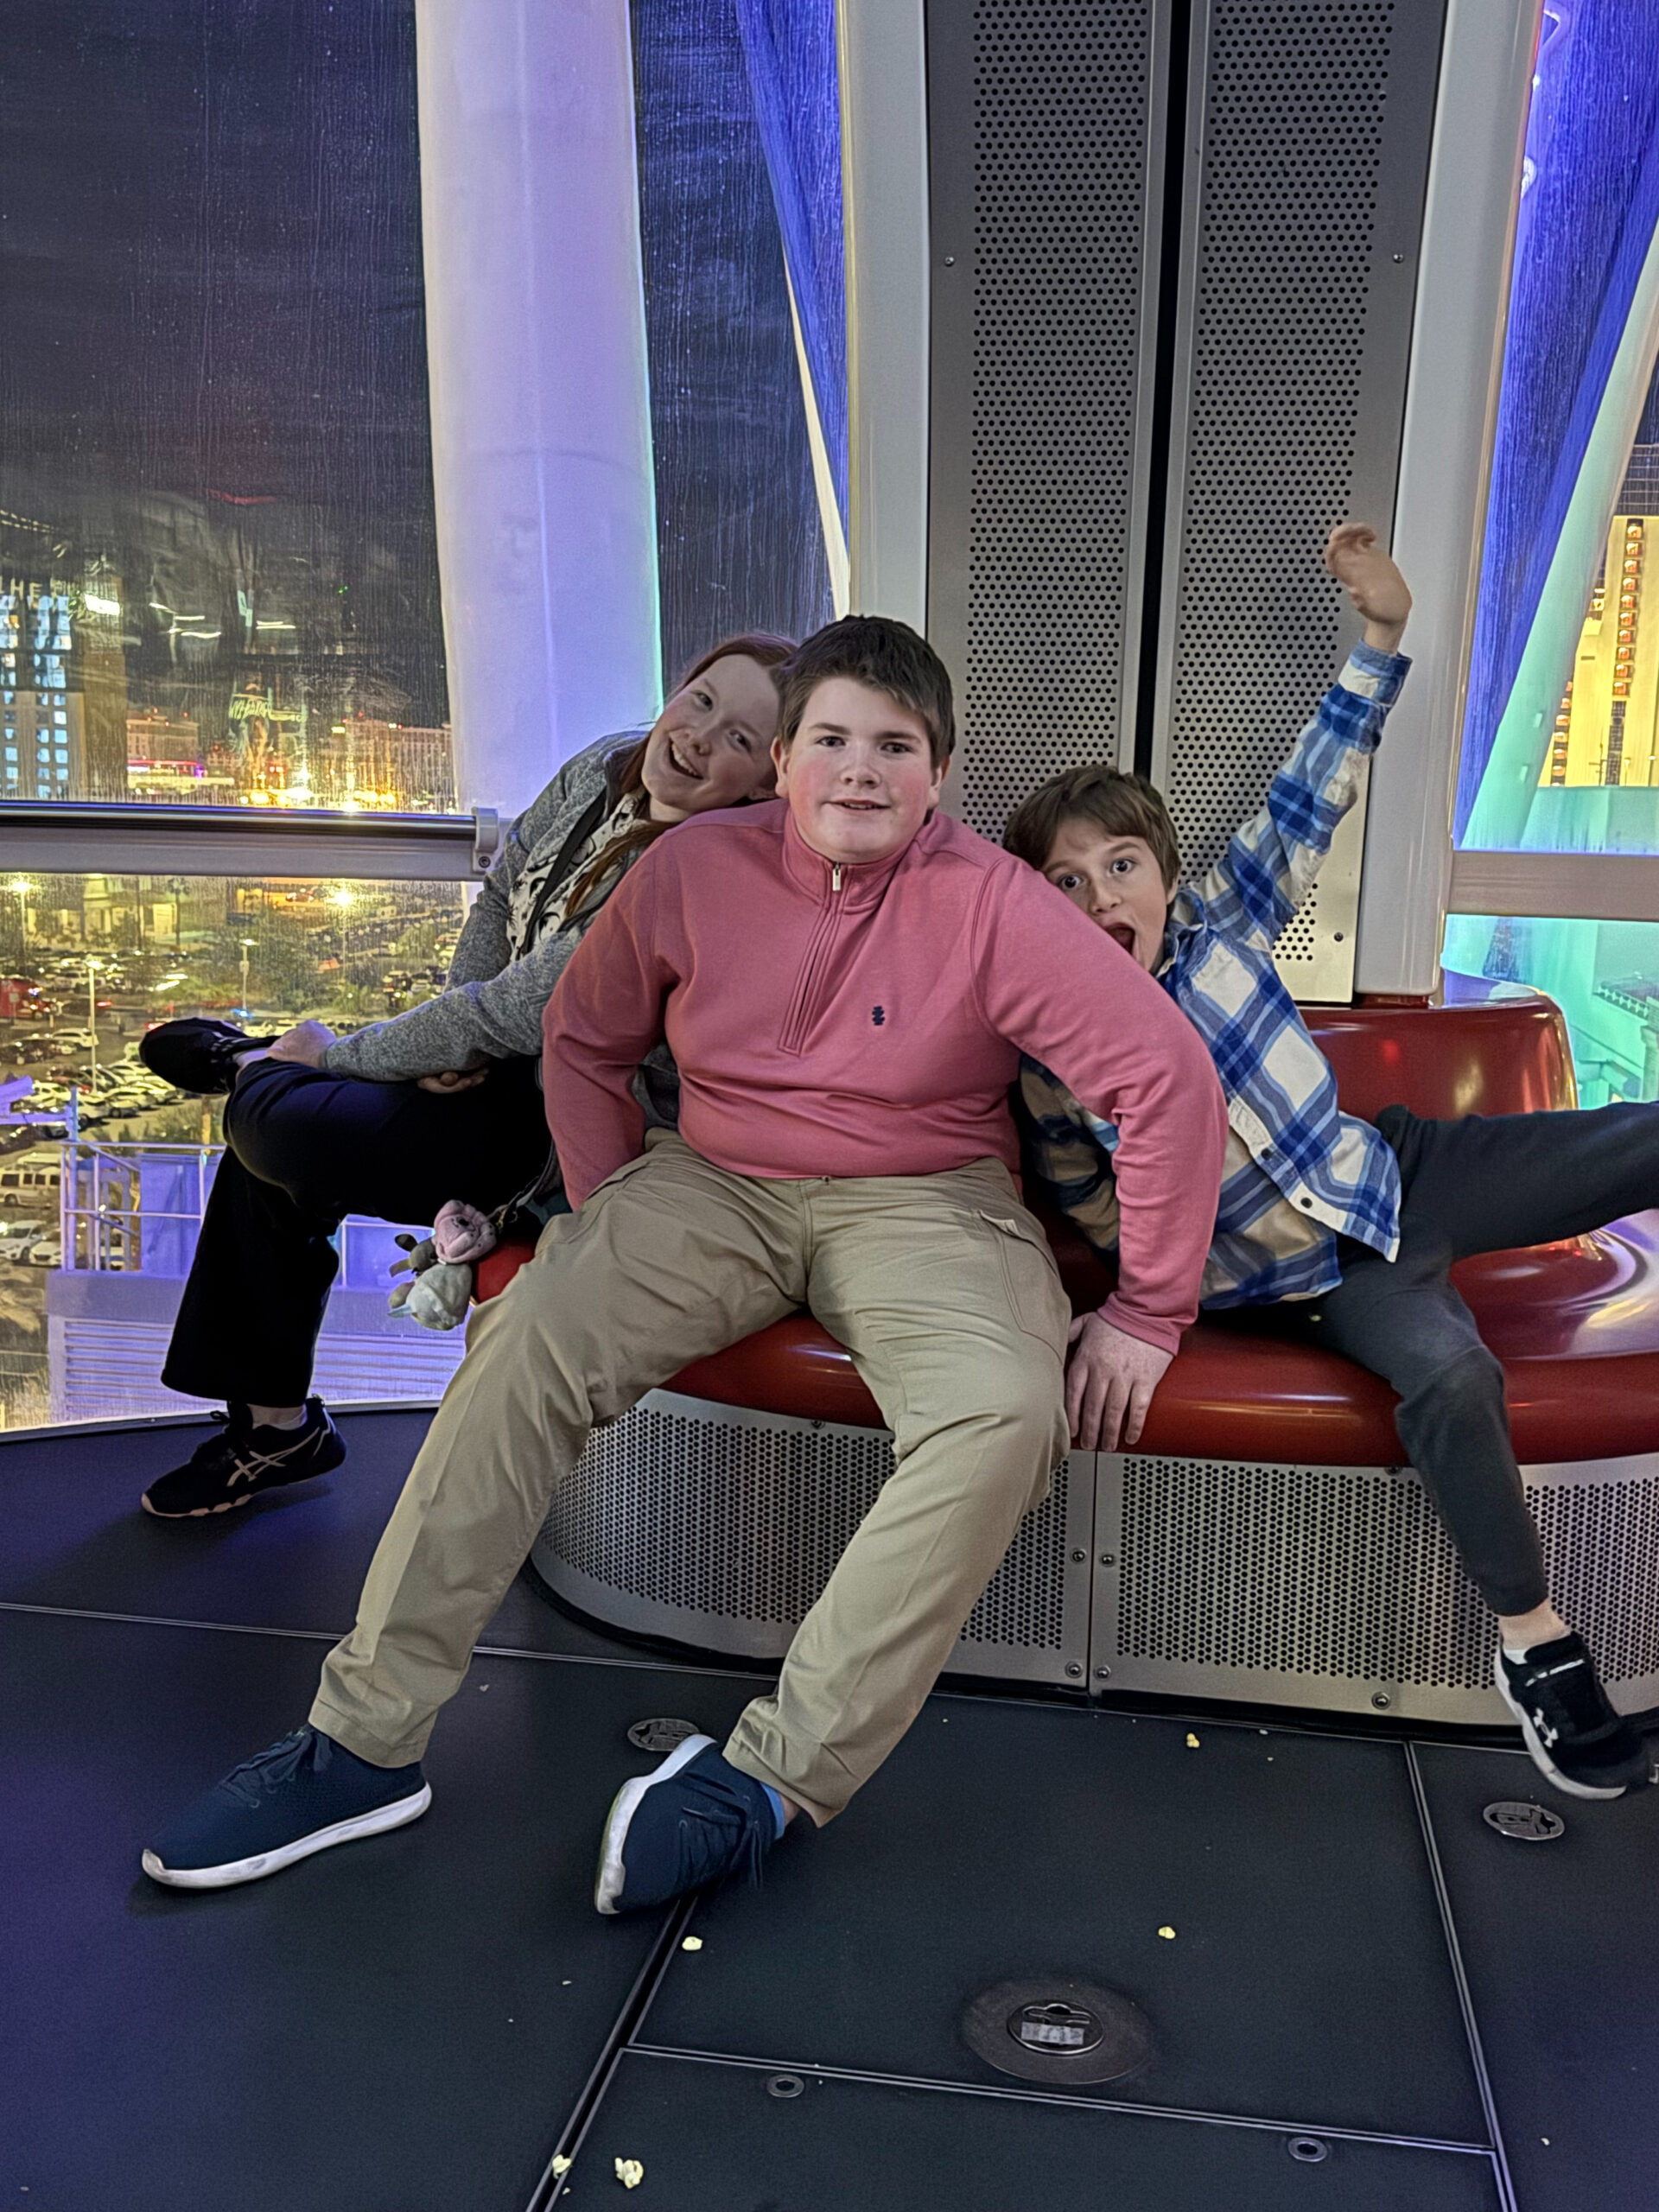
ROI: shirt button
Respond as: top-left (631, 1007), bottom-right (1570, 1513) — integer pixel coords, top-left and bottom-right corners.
top-left (1299, 1197), bottom-right (1314, 1210)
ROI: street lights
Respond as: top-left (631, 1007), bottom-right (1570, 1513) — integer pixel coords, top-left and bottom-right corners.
top-left (331, 887), bottom-right (353, 1009)
top-left (86, 957), bottom-right (99, 1094)
top-left (238, 938), bottom-right (256, 1021)
top-left (9, 879), bottom-right (29, 978)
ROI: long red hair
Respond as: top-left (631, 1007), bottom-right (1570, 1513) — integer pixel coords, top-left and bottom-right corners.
top-left (560, 632), bottom-right (794, 918)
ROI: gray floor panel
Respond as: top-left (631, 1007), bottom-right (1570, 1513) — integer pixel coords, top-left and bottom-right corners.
top-left (1415, 1739), bottom-right (1659, 2212)
top-left (560, 2050), bottom-right (1502, 2211)
top-left (644, 1697), bottom-right (1487, 2144)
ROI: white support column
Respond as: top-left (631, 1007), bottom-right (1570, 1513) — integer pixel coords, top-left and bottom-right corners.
top-left (837, 0), bottom-right (930, 630)
top-left (1352, 0), bottom-right (1542, 996)
top-left (414, 0), bottom-right (662, 819)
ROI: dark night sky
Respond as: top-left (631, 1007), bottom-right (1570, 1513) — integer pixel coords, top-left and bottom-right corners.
top-left (0, 0), bottom-right (448, 728)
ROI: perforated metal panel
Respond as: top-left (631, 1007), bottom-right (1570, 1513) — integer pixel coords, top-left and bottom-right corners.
top-left (1151, 0), bottom-right (1441, 1000)
top-left (1094, 1449), bottom-right (1659, 1724)
top-left (926, 0), bottom-right (1165, 837)
top-left (529, 1389), bottom-right (1094, 1686)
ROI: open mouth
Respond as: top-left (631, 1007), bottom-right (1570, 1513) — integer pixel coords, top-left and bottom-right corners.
top-left (1103, 920), bottom-right (1138, 955)
top-left (665, 737), bottom-right (702, 781)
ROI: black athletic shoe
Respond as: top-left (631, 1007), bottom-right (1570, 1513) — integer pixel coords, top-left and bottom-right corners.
top-left (1495, 1633), bottom-right (1654, 1800)
top-left (138, 1017), bottom-right (276, 1095)
top-left (141, 1399), bottom-right (346, 1518)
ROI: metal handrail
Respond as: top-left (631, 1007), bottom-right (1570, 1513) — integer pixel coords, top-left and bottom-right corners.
top-left (57, 1136), bottom-right (391, 1280)
top-left (0, 801), bottom-right (483, 884)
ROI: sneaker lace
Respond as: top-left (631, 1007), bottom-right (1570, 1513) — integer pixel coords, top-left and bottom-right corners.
top-left (219, 1727), bottom-right (315, 1808)
top-left (677, 1772), bottom-right (773, 1893)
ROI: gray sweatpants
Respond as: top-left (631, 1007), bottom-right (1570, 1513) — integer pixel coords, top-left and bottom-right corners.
top-left (1270, 1102), bottom-right (1659, 1616)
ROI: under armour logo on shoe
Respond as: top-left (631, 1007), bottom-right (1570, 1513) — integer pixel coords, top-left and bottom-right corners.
top-left (1531, 1706), bottom-right (1560, 1749)
top-left (871, 1006), bottom-right (886, 1027)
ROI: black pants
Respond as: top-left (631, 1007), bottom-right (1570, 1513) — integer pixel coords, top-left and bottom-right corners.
top-left (1268, 1102), bottom-right (1659, 1617)
top-left (162, 1057), bottom-right (552, 1407)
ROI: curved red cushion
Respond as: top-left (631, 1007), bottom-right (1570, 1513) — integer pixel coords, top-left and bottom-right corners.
top-left (474, 998), bottom-right (1656, 1465)
top-left (1304, 996), bottom-right (1576, 1122)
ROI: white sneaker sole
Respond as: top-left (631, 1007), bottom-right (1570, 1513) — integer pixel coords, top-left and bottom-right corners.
top-left (1492, 1649), bottom-right (1628, 1801)
top-left (594, 1732), bottom-right (715, 1916)
top-left (141, 1782), bottom-right (432, 1890)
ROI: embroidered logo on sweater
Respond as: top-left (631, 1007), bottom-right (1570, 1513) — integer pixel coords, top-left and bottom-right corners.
top-left (871, 1005), bottom-right (886, 1027)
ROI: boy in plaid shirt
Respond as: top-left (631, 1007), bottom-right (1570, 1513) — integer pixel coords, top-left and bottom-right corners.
top-left (1006, 524), bottom-right (1652, 1803)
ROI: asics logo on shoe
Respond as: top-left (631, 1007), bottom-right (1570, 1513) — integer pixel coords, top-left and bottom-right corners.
top-left (227, 1429), bottom-right (321, 1489)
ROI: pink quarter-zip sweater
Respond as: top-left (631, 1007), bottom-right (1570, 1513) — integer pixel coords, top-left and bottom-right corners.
top-left (544, 800), bottom-right (1226, 1353)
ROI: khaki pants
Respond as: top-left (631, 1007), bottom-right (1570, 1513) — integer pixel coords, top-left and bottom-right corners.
top-left (311, 1134), bottom-right (1071, 1824)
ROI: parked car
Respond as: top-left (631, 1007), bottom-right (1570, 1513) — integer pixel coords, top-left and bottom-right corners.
top-left (28, 1239), bottom-right (62, 1267)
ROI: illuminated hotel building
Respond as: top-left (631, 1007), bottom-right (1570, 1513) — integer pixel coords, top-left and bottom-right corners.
top-left (1542, 445), bottom-right (1659, 789)
top-left (1, 588), bottom-right (81, 798)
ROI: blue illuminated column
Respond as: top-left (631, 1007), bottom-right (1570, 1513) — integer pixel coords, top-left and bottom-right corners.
top-left (414, 0), bottom-right (662, 817)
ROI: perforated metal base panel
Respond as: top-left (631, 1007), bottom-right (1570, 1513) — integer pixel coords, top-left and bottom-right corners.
top-left (1094, 1449), bottom-right (1659, 1724)
top-left (926, 0), bottom-right (1165, 834)
top-left (1151, 0), bottom-right (1443, 1001)
top-left (530, 1390), bottom-right (1094, 1685)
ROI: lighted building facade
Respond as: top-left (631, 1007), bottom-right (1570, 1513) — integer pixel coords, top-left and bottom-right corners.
top-left (1541, 448), bottom-right (1659, 791)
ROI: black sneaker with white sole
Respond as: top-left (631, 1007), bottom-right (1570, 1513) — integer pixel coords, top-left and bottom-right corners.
top-left (1495, 1632), bottom-right (1653, 1799)
top-left (143, 1725), bottom-right (429, 1889)
top-left (138, 1017), bottom-right (276, 1095)
top-left (141, 1399), bottom-right (346, 1518)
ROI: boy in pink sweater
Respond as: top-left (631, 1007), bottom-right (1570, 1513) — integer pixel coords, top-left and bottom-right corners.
top-left (143, 618), bottom-right (1225, 1911)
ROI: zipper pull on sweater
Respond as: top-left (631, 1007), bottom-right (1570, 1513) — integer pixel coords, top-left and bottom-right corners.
top-left (832, 864), bottom-right (842, 893)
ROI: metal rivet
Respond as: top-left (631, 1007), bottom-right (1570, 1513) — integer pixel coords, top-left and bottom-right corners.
top-left (1065, 1662), bottom-right (1083, 1677)
top-left (1391, 251), bottom-right (1405, 263)
top-left (627, 1717), bottom-right (699, 1754)
top-left (1484, 1800), bottom-right (1566, 1842)
top-left (1332, 931), bottom-right (1344, 943)
top-left (1095, 1665), bottom-right (1112, 1680)
top-left (1099, 1553), bottom-right (1116, 1567)
top-left (1371, 1692), bottom-right (1391, 1709)
top-left (766, 2073), bottom-right (805, 2100)
top-left (1071, 1548), bottom-right (1087, 1563)
top-left (1287, 2136), bottom-right (1329, 2164)
top-left (943, 253), bottom-right (957, 265)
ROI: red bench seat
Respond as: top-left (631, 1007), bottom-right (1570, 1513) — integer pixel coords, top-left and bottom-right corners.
top-left (477, 991), bottom-right (1659, 1467)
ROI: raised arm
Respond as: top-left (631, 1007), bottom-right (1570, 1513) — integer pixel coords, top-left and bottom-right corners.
top-left (1198, 524), bottom-right (1411, 949)
top-left (542, 847), bottom-right (677, 1205)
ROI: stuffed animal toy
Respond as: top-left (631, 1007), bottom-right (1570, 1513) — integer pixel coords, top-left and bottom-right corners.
top-left (387, 1198), bottom-right (499, 1331)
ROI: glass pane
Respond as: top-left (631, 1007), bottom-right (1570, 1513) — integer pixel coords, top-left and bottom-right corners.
top-left (1444, 911), bottom-right (1659, 1103)
top-left (1456, 15), bottom-right (1659, 854)
top-left (0, 874), bottom-right (474, 1429)
top-left (631, 0), bottom-right (839, 675)
top-left (0, 6), bottom-right (451, 814)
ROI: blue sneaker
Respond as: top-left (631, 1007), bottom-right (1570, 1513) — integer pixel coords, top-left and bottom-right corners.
top-left (142, 1725), bottom-right (431, 1890)
top-left (594, 1735), bottom-right (782, 1916)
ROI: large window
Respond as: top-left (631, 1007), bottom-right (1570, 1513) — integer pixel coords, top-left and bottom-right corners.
top-left (0, 873), bottom-right (473, 1429)
top-left (0, 3), bottom-right (449, 817)
top-left (0, 3), bottom-right (846, 1428)
top-left (1447, 7), bottom-right (1659, 1090)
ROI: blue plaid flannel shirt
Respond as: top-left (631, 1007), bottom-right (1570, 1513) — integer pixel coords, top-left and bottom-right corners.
top-left (1016, 643), bottom-right (1409, 1308)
